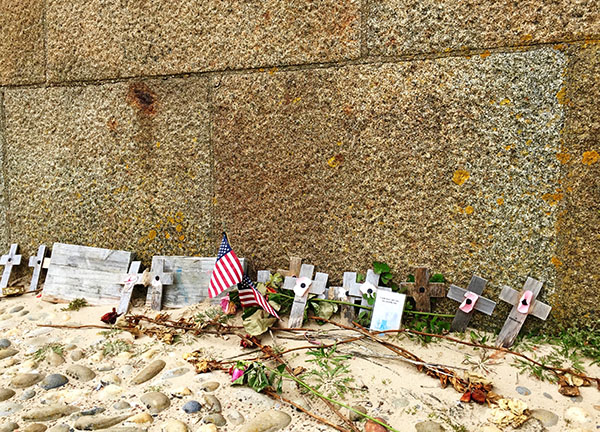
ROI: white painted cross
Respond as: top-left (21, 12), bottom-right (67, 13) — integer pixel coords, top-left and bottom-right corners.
top-left (447, 275), bottom-right (496, 332)
top-left (28, 245), bottom-right (51, 292)
top-left (146, 258), bottom-right (174, 311)
top-left (496, 277), bottom-right (552, 348)
top-left (0, 244), bottom-right (22, 290)
top-left (117, 261), bottom-right (143, 315)
top-left (282, 263), bottom-right (328, 328)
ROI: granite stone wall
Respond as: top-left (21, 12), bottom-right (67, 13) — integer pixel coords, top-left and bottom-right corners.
top-left (0, 1), bottom-right (598, 330)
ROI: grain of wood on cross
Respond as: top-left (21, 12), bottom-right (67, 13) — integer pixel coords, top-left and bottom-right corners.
top-left (447, 275), bottom-right (496, 332)
top-left (146, 258), bottom-right (174, 311)
top-left (400, 266), bottom-right (446, 312)
top-left (282, 263), bottom-right (328, 328)
top-left (0, 244), bottom-right (22, 290)
top-left (117, 261), bottom-right (143, 315)
top-left (496, 277), bottom-right (551, 348)
top-left (277, 256), bottom-right (303, 278)
top-left (28, 245), bottom-right (50, 292)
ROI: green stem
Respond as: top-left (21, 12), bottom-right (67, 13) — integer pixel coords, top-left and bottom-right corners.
top-left (277, 370), bottom-right (401, 432)
top-left (404, 310), bottom-right (455, 318)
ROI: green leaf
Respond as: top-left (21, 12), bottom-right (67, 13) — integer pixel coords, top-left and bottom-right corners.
top-left (407, 274), bottom-right (415, 282)
top-left (381, 272), bottom-right (393, 284)
top-left (430, 273), bottom-right (445, 283)
top-left (242, 310), bottom-right (277, 336)
top-left (373, 261), bottom-right (390, 274)
top-left (356, 273), bottom-right (366, 283)
top-left (313, 301), bottom-right (337, 320)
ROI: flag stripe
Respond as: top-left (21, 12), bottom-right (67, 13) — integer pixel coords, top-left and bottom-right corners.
top-left (209, 233), bottom-right (245, 298)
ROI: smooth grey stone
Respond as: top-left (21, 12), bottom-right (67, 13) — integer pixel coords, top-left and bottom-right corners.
top-left (162, 420), bottom-right (188, 432)
top-left (11, 373), bottom-right (44, 389)
top-left (40, 374), bottom-right (69, 390)
top-left (112, 401), bottom-right (131, 410)
top-left (82, 407), bottom-right (106, 416)
top-left (0, 388), bottom-right (15, 402)
top-left (97, 364), bottom-right (114, 372)
top-left (66, 364), bottom-right (96, 382)
top-left (415, 421), bottom-right (446, 432)
top-left (161, 367), bottom-right (190, 380)
top-left (131, 360), bottom-right (166, 385)
top-left (0, 339), bottom-right (10, 349)
top-left (0, 348), bottom-right (18, 360)
top-left (543, 392), bottom-right (553, 399)
top-left (73, 413), bottom-right (133, 430)
top-left (516, 386), bottom-right (531, 396)
top-left (202, 394), bottom-right (221, 413)
top-left (531, 409), bottom-right (559, 427)
top-left (203, 413), bottom-right (226, 426)
top-left (18, 310), bottom-right (29, 317)
top-left (227, 409), bottom-right (244, 425)
top-left (0, 402), bottom-right (23, 416)
top-left (9, 306), bottom-right (24, 313)
top-left (21, 404), bottom-right (79, 421)
top-left (140, 392), bottom-right (170, 414)
top-left (20, 389), bottom-right (36, 400)
top-left (238, 410), bottom-right (291, 432)
top-left (0, 422), bottom-right (18, 432)
top-left (569, 395), bottom-right (583, 403)
top-left (70, 349), bottom-right (84, 361)
top-left (348, 405), bottom-right (367, 421)
top-left (182, 400), bottom-right (201, 414)
top-left (200, 381), bottom-right (220, 392)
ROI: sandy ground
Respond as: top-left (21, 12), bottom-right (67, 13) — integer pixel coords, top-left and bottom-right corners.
top-left (0, 293), bottom-right (598, 432)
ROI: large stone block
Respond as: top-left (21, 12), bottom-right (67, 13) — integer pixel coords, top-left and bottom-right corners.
top-left (553, 42), bottom-right (600, 328)
top-left (213, 48), bottom-right (566, 324)
top-left (0, 0), bottom-right (45, 85)
top-left (0, 91), bottom-right (8, 249)
top-left (46, 0), bottom-right (361, 82)
top-left (367, 0), bottom-right (600, 56)
top-left (3, 77), bottom-right (212, 264)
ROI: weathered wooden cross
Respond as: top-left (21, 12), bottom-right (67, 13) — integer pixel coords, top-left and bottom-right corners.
top-left (447, 275), bottom-right (496, 332)
top-left (496, 277), bottom-right (551, 348)
top-left (28, 245), bottom-right (51, 292)
top-left (330, 269), bottom-right (390, 325)
top-left (400, 266), bottom-right (446, 312)
top-left (0, 244), bottom-right (22, 290)
top-left (117, 261), bottom-right (143, 315)
top-left (146, 258), bottom-right (174, 311)
top-left (282, 263), bottom-right (328, 328)
top-left (277, 256), bottom-right (303, 278)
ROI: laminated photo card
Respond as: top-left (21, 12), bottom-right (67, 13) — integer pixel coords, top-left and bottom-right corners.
top-left (369, 290), bottom-right (407, 333)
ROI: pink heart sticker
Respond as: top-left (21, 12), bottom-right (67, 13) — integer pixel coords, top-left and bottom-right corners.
top-left (518, 290), bottom-right (533, 314)
top-left (459, 291), bottom-right (479, 313)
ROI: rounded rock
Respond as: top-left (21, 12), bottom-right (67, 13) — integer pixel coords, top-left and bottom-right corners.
top-left (196, 425), bottom-right (217, 432)
top-left (516, 386), bottom-right (531, 396)
top-left (161, 367), bottom-right (189, 380)
top-left (40, 374), bottom-right (69, 390)
top-left (200, 381), bottom-right (220, 392)
top-left (113, 401), bottom-right (131, 410)
top-left (349, 405), bottom-right (367, 421)
top-left (46, 352), bottom-right (65, 367)
top-left (0, 422), bottom-right (18, 432)
top-left (0, 339), bottom-right (10, 349)
top-left (0, 388), bottom-right (15, 402)
top-left (365, 418), bottom-right (390, 432)
top-left (227, 409), bottom-right (244, 425)
top-left (162, 419), bottom-right (188, 432)
top-left (22, 424), bottom-right (47, 432)
top-left (129, 412), bottom-right (153, 424)
top-left (11, 373), bottom-right (44, 389)
top-left (131, 359), bottom-right (166, 385)
top-left (20, 389), bottom-right (36, 400)
top-left (203, 413), bottom-right (226, 426)
top-left (47, 425), bottom-right (70, 432)
top-left (0, 348), bottom-right (19, 360)
top-left (531, 409), bottom-right (559, 427)
top-left (9, 306), bottom-right (24, 314)
top-left (70, 349), bottom-right (84, 361)
top-left (415, 421), bottom-right (445, 432)
top-left (66, 364), bottom-right (96, 381)
top-left (0, 402), bottom-right (23, 416)
top-left (238, 410), bottom-right (291, 432)
top-left (182, 400), bottom-right (202, 414)
top-left (140, 391), bottom-right (170, 414)
top-left (202, 394), bottom-right (222, 413)
top-left (81, 407), bottom-right (106, 416)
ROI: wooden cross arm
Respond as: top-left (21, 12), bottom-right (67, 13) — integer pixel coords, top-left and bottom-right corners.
top-left (499, 284), bottom-right (551, 320)
top-left (447, 285), bottom-right (496, 315)
top-left (400, 281), bottom-right (446, 297)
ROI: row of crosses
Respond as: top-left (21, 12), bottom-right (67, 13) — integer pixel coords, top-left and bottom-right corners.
top-left (260, 257), bottom-right (551, 348)
top-left (0, 244), bottom-right (173, 313)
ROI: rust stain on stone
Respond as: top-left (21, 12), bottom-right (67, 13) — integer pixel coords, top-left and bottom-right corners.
top-left (126, 82), bottom-right (158, 116)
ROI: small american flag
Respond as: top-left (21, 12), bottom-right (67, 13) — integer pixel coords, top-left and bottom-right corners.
top-left (209, 233), bottom-right (244, 298)
top-left (238, 275), bottom-right (280, 319)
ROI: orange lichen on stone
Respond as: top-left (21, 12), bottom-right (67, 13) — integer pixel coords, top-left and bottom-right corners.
top-left (556, 152), bottom-right (572, 164)
top-left (480, 50), bottom-right (491, 59)
top-left (551, 256), bottom-right (563, 267)
top-left (500, 98), bottom-right (511, 105)
top-left (452, 169), bottom-right (470, 185)
top-left (148, 230), bottom-right (157, 240)
top-left (327, 154), bottom-right (344, 168)
top-left (521, 34), bottom-right (533, 42)
top-left (465, 205), bottom-right (474, 215)
top-left (496, 197), bottom-right (504, 206)
top-left (542, 192), bottom-right (564, 206)
top-left (176, 224), bottom-right (183, 232)
top-left (556, 87), bottom-right (567, 105)
top-left (582, 150), bottom-right (599, 165)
